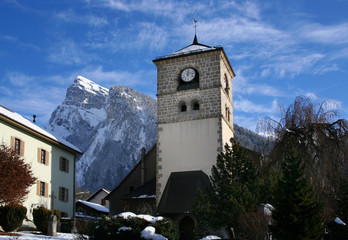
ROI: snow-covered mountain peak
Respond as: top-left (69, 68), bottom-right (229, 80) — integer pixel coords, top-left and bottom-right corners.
top-left (47, 77), bottom-right (157, 191)
top-left (74, 75), bottom-right (109, 96)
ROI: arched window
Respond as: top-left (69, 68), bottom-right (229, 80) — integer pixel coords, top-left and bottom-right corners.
top-left (181, 104), bottom-right (187, 112)
top-left (192, 101), bottom-right (200, 110)
top-left (224, 74), bottom-right (230, 95)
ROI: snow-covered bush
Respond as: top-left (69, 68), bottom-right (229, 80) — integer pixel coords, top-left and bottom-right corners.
top-left (90, 212), bottom-right (178, 240)
top-left (0, 205), bottom-right (26, 232)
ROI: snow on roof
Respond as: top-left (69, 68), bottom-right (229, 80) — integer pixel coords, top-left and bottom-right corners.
top-left (154, 44), bottom-right (219, 61)
top-left (131, 194), bottom-right (156, 199)
top-left (0, 105), bottom-right (81, 153)
top-left (86, 188), bottom-right (110, 201)
top-left (76, 200), bottom-right (109, 213)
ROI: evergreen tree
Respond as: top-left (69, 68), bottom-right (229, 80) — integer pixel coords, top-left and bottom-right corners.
top-left (192, 138), bottom-right (260, 236)
top-left (271, 148), bottom-right (324, 240)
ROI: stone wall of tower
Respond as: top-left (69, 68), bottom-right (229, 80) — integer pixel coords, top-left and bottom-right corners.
top-left (156, 50), bottom-right (224, 124)
top-left (154, 48), bottom-right (235, 206)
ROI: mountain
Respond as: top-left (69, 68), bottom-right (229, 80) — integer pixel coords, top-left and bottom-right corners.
top-left (46, 76), bottom-right (157, 192)
top-left (234, 124), bottom-right (271, 155)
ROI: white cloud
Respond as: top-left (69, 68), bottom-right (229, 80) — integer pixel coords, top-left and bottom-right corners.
top-left (234, 97), bottom-right (279, 114)
top-left (100, 0), bottom-right (194, 21)
top-left (305, 92), bottom-right (319, 100)
top-left (233, 67), bottom-right (283, 97)
top-left (301, 23), bottom-right (348, 45)
top-left (260, 53), bottom-right (324, 78)
top-left (73, 66), bottom-right (154, 88)
top-left (55, 9), bottom-right (108, 27)
top-left (47, 40), bottom-right (95, 65)
top-left (321, 98), bottom-right (342, 111)
top-left (6, 71), bottom-right (34, 87)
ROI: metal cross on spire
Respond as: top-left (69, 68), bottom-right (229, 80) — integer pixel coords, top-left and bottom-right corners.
top-left (194, 19), bottom-right (198, 35)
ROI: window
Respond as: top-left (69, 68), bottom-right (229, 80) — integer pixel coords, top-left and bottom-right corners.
top-left (15, 138), bottom-right (21, 155)
top-left (61, 212), bottom-right (68, 217)
top-left (193, 101), bottom-right (200, 110)
top-left (101, 199), bottom-right (106, 206)
top-left (59, 187), bottom-right (69, 202)
top-left (41, 149), bottom-right (46, 164)
top-left (37, 181), bottom-right (48, 197)
top-left (11, 137), bottom-right (24, 156)
top-left (37, 148), bottom-right (49, 165)
top-left (224, 74), bottom-right (230, 95)
top-left (181, 104), bottom-right (187, 112)
top-left (225, 105), bottom-right (231, 122)
top-left (60, 157), bottom-right (69, 173)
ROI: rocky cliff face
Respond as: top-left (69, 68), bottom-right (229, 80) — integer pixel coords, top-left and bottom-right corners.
top-left (46, 76), bottom-right (157, 191)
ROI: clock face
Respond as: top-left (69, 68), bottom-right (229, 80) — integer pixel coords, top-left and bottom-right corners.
top-left (181, 68), bottom-right (196, 82)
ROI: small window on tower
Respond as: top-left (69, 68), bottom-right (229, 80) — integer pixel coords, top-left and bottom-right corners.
top-left (181, 104), bottom-right (187, 112)
top-left (224, 74), bottom-right (230, 95)
top-left (193, 101), bottom-right (200, 110)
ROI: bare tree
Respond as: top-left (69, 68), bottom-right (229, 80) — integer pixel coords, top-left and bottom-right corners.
top-left (257, 96), bottom-right (348, 220)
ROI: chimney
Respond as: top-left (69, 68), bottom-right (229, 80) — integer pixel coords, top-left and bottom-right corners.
top-left (33, 115), bottom-right (36, 123)
top-left (140, 147), bottom-right (146, 185)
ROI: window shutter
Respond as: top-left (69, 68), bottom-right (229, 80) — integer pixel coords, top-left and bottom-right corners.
top-left (66, 159), bottom-right (69, 173)
top-left (66, 188), bottom-right (69, 202)
top-left (37, 148), bottom-right (41, 163)
top-left (59, 187), bottom-right (62, 201)
top-left (20, 140), bottom-right (25, 156)
top-left (36, 180), bottom-right (40, 195)
top-left (46, 151), bottom-right (50, 166)
top-left (45, 183), bottom-right (49, 197)
top-left (11, 136), bottom-right (15, 150)
top-left (59, 158), bottom-right (62, 171)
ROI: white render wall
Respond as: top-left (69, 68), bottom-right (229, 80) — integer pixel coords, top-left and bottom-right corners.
top-left (0, 120), bottom-right (75, 226)
top-left (157, 118), bottom-right (220, 201)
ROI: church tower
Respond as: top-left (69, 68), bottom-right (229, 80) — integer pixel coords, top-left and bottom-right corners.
top-left (153, 36), bottom-right (235, 208)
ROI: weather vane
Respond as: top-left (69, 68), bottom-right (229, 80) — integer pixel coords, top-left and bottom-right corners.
top-left (194, 19), bottom-right (198, 35)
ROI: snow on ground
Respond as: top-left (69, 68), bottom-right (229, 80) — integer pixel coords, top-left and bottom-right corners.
top-left (0, 232), bottom-right (88, 240)
top-left (200, 236), bottom-right (221, 240)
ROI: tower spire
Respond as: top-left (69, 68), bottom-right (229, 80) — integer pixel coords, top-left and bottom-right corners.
top-left (193, 19), bottom-right (198, 44)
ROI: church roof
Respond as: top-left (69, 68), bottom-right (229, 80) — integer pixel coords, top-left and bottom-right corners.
top-left (156, 170), bottom-right (211, 215)
top-left (123, 178), bottom-right (156, 200)
top-left (153, 35), bottom-right (222, 62)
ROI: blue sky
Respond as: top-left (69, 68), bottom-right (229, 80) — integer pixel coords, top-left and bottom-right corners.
top-left (1, 0), bottom-right (347, 132)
